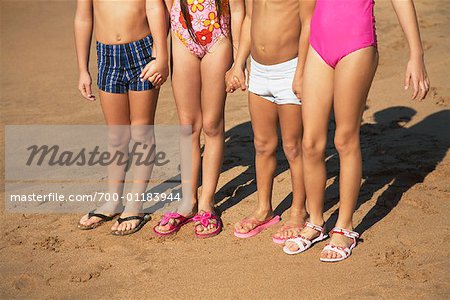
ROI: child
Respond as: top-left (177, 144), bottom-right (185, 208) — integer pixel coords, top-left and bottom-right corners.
top-left (284, 0), bottom-right (430, 262)
top-left (152, 0), bottom-right (245, 238)
top-left (226, 0), bottom-right (316, 243)
top-left (75, 0), bottom-right (169, 235)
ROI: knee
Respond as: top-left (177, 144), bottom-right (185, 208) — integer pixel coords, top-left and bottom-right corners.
top-left (302, 138), bottom-right (326, 159)
top-left (282, 142), bottom-right (302, 162)
top-left (179, 119), bottom-right (202, 137)
top-left (202, 119), bottom-right (223, 138)
top-left (254, 137), bottom-right (277, 157)
top-left (334, 131), bottom-right (359, 155)
top-left (130, 127), bottom-right (155, 145)
top-left (108, 129), bottom-right (131, 148)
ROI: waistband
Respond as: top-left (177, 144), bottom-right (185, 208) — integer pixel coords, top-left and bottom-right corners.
top-left (250, 56), bottom-right (298, 72)
top-left (96, 34), bottom-right (153, 55)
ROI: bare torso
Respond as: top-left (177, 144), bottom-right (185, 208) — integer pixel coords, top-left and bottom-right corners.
top-left (93, 0), bottom-right (150, 44)
top-left (251, 0), bottom-right (301, 65)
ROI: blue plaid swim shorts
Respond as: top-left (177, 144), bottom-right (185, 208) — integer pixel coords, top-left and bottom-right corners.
top-left (96, 34), bottom-right (155, 93)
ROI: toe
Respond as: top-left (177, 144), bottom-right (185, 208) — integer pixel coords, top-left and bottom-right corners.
top-left (111, 221), bottom-right (119, 231)
top-left (79, 214), bottom-right (89, 225)
top-left (286, 241), bottom-right (299, 252)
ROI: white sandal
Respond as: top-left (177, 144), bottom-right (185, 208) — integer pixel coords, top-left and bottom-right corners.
top-left (283, 222), bottom-right (328, 255)
top-left (320, 227), bottom-right (359, 262)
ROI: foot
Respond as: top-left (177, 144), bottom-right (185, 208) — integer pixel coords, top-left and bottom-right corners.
top-left (110, 213), bottom-right (145, 233)
top-left (234, 209), bottom-right (274, 234)
top-left (273, 220), bottom-right (305, 240)
top-left (273, 212), bottom-right (307, 241)
top-left (284, 222), bottom-right (323, 252)
top-left (154, 210), bottom-right (196, 234)
top-left (193, 210), bottom-right (221, 236)
top-left (78, 201), bottom-right (122, 228)
top-left (320, 227), bottom-right (357, 260)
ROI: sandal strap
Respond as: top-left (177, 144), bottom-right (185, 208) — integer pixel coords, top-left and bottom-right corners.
top-left (330, 227), bottom-right (359, 240)
top-left (159, 212), bottom-right (183, 226)
top-left (193, 211), bottom-right (218, 228)
top-left (323, 244), bottom-right (350, 257)
top-left (88, 210), bottom-right (114, 221)
top-left (305, 222), bottom-right (325, 233)
top-left (117, 215), bottom-right (147, 224)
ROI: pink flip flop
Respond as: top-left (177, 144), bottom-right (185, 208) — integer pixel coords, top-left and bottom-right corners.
top-left (193, 211), bottom-right (222, 239)
top-left (153, 212), bottom-right (192, 237)
top-left (234, 215), bottom-right (280, 238)
top-left (272, 223), bottom-right (304, 244)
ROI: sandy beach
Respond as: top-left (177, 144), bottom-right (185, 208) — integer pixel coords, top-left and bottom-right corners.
top-left (1, 0), bottom-right (449, 298)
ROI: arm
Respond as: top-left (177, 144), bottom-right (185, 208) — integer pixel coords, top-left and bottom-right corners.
top-left (74, 0), bottom-right (95, 101)
top-left (391, 0), bottom-right (430, 100)
top-left (225, 0), bottom-right (252, 92)
top-left (141, 0), bottom-right (169, 87)
top-left (292, 0), bottom-right (316, 99)
top-left (229, 0), bottom-right (245, 60)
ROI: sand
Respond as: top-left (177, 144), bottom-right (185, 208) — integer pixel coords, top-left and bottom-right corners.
top-left (1, 0), bottom-right (449, 299)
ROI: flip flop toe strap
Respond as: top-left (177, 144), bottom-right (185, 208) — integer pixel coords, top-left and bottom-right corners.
top-left (88, 210), bottom-right (114, 221)
top-left (117, 215), bottom-right (147, 224)
top-left (193, 212), bottom-right (218, 228)
top-left (159, 212), bottom-right (184, 227)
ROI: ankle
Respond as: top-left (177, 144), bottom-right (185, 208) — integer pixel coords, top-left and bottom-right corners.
top-left (289, 207), bottom-right (308, 220)
top-left (255, 205), bottom-right (273, 216)
top-left (334, 220), bottom-right (354, 231)
top-left (197, 200), bottom-right (214, 213)
top-left (309, 215), bottom-right (324, 226)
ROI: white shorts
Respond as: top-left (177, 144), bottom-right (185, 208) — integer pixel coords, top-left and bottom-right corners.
top-left (248, 56), bottom-right (300, 105)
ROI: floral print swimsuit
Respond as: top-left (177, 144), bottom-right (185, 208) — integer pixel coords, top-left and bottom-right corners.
top-left (171, 0), bottom-right (230, 58)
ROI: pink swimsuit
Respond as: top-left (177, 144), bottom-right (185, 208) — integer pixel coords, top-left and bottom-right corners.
top-left (310, 0), bottom-right (377, 68)
top-left (170, 0), bottom-right (230, 59)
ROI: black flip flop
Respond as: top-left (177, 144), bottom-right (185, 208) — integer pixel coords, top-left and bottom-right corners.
top-left (78, 210), bottom-right (119, 230)
top-left (111, 214), bottom-right (151, 236)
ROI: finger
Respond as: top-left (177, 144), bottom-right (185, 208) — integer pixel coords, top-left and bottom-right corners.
top-left (85, 84), bottom-right (95, 100)
top-left (244, 69), bottom-right (249, 89)
top-left (240, 77), bottom-right (247, 91)
top-left (154, 77), bottom-right (163, 87)
top-left (404, 72), bottom-right (411, 91)
top-left (411, 77), bottom-right (419, 100)
top-left (79, 85), bottom-right (91, 101)
top-left (152, 74), bottom-right (162, 84)
top-left (140, 65), bottom-right (149, 78)
top-left (140, 69), bottom-right (151, 81)
top-left (419, 81), bottom-right (428, 100)
top-left (149, 73), bottom-right (160, 83)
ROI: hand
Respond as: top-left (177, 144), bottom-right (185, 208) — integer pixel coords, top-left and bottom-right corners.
top-left (292, 70), bottom-right (303, 100)
top-left (404, 56), bottom-right (430, 101)
top-left (78, 71), bottom-right (96, 101)
top-left (140, 58), bottom-right (169, 88)
top-left (225, 65), bottom-right (247, 93)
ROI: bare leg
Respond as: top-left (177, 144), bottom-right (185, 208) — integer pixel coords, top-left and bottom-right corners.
top-left (111, 88), bottom-right (159, 232)
top-left (156, 37), bottom-right (201, 232)
top-left (285, 48), bottom-right (334, 251)
top-left (79, 91), bottom-right (130, 227)
top-left (198, 39), bottom-right (232, 212)
top-left (191, 39), bottom-right (232, 234)
top-left (273, 104), bottom-right (307, 240)
top-left (321, 47), bottom-right (378, 260)
top-left (234, 94), bottom-right (278, 234)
